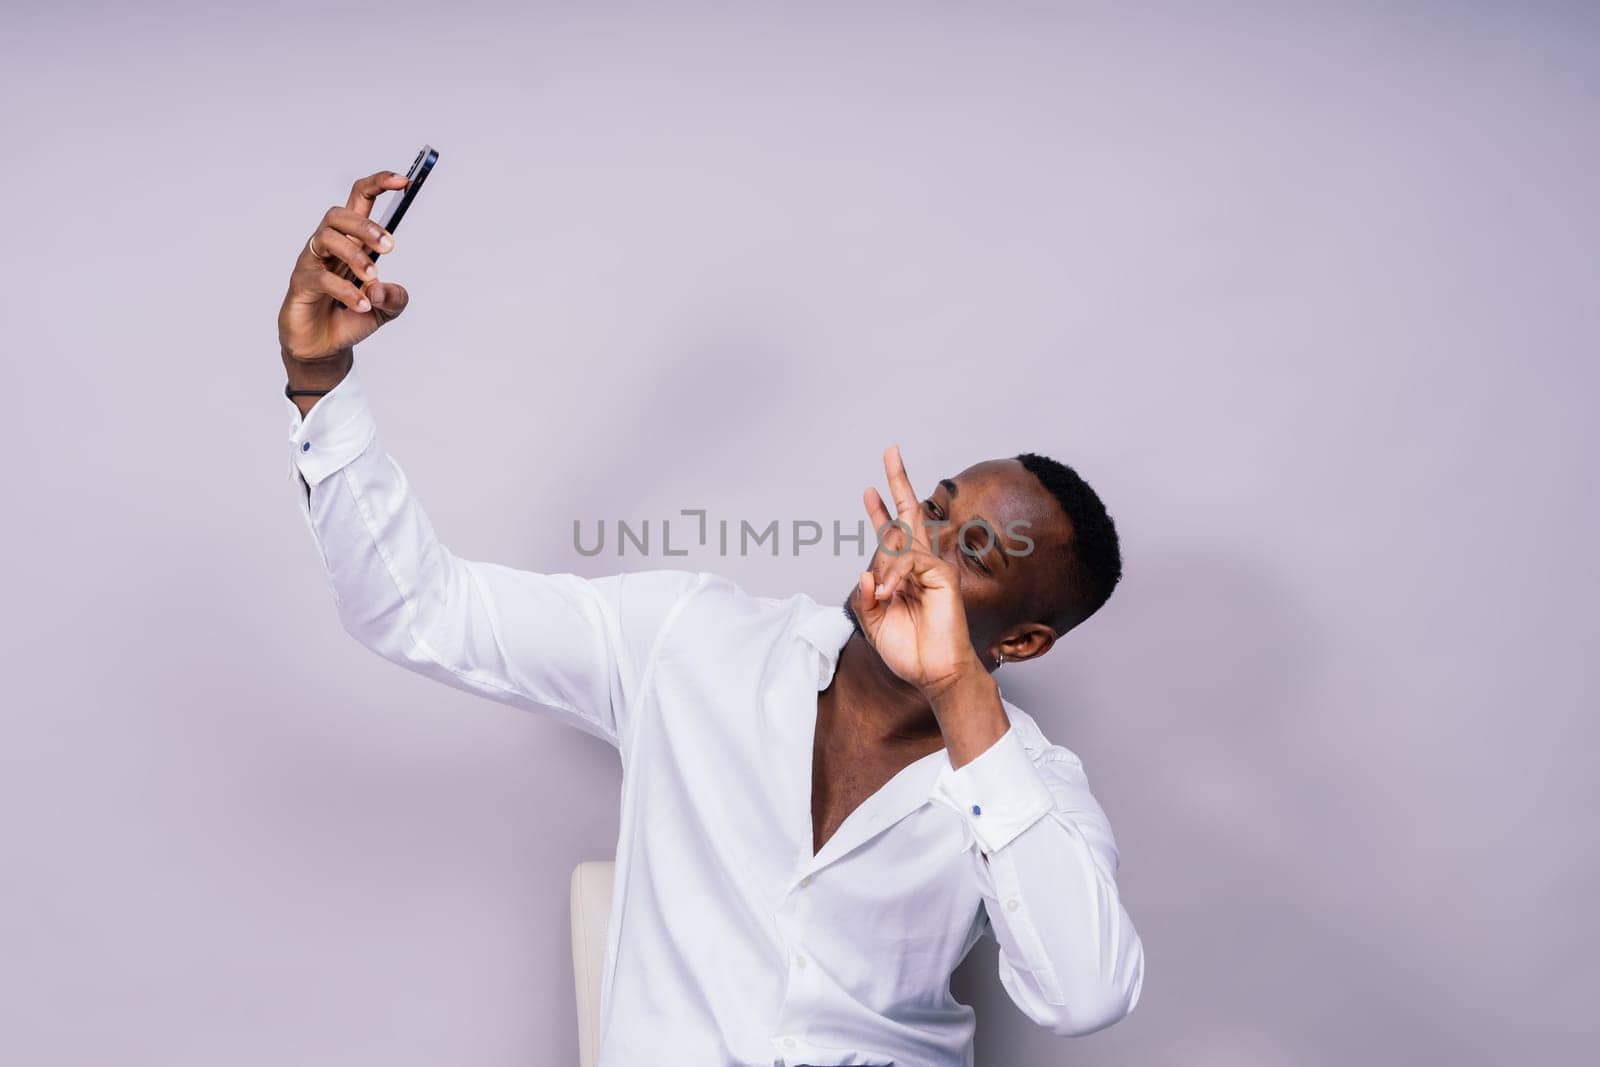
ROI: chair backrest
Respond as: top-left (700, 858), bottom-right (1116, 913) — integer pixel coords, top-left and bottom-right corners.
top-left (569, 860), bottom-right (615, 1067)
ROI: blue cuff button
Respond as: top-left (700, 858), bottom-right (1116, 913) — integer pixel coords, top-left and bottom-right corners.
top-left (301, 441), bottom-right (311, 452)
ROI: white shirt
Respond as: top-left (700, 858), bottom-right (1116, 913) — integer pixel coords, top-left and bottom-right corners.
top-left (284, 364), bottom-right (1144, 1066)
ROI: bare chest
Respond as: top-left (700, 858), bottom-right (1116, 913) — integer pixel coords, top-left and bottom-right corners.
top-left (810, 763), bottom-right (888, 856)
top-left (810, 720), bottom-right (943, 856)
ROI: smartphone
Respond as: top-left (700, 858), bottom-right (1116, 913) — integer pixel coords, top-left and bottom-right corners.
top-left (332, 143), bottom-right (439, 306)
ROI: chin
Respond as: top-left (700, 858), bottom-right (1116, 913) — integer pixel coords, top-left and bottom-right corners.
top-left (840, 586), bottom-right (866, 640)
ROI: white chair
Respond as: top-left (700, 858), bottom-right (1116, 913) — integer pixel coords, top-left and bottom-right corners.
top-left (570, 860), bottom-right (615, 1067)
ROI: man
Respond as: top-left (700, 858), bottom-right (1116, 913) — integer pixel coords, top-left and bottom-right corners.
top-left (278, 169), bottom-right (1144, 1066)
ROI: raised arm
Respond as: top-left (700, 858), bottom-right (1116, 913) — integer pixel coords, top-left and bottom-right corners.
top-left (276, 168), bottom-right (702, 750)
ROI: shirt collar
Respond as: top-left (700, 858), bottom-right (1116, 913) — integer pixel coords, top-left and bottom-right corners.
top-left (795, 597), bottom-right (857, 690)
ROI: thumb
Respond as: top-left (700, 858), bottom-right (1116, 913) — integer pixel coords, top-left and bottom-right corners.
top-left (852, 571), bottom-right (885, 632)
top-left (367, 280), bottom-right (409, 318)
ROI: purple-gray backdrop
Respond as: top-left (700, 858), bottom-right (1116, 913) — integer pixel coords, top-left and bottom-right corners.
top-left (5, 2), bottom-right (1595, 1064)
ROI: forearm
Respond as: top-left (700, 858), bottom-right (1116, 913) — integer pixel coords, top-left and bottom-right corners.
top-left (286, 363), bottom-right (454, 671)
top-left (927, 668), bottom-right (1008, 769)
top-left (932, 726), bottom-right (1143, 1035)
top-left (982, 805), bottom-right (1144, 1035)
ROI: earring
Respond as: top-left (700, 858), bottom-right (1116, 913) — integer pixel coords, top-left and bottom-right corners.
top-left (993, 652), bottom-right (1006, 670)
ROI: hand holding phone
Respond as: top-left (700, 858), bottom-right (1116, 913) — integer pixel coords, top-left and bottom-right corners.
top-left (277, 145), bottom-right (440, 364)
top-left (329, 144), bottom-right (438, 307)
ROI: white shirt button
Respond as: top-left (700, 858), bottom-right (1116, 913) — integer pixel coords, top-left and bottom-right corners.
top-left (798, 874), bottom-right (812, 888)
top-left (795, 954), bottom-right (807, 970)
top-left (1005, 897), bottom-right (1021, 912)
top-left (782, 1036), bottom-right (797, 1049)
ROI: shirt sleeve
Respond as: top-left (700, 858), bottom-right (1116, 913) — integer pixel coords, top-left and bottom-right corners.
top-left (284, 362), bottom-right (705, 751)
top-left (931, 726), bottom-right (1145, 1036)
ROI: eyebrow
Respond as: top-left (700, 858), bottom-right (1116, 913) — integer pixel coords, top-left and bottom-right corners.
top-left (939, 478), bottom-right (958, 498)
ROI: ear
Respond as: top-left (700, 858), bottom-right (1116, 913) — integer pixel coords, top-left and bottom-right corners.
top-left (992, 623), bottom-right (1056, 665)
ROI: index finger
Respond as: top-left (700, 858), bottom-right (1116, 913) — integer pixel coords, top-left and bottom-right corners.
top-left (882, 445), bottom-right (931, 548)
top-left (346, 169), bottom-right (410, 218)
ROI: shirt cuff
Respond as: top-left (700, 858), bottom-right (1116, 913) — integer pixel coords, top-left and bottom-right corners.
top-left (284, 362), bottom-right (377, 488)
top-left (932, 725), bottom-right (1054, 854)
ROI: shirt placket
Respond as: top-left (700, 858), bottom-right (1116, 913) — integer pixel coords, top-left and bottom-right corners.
top-left (768, 863), bottom-right (822, 1065)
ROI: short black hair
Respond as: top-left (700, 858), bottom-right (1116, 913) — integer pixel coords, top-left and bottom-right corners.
top-left (1016, 452), bottom-right (1123, 631)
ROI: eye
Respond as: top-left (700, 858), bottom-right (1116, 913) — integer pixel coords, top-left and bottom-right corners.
top-left (923, 498), bottom-right (946, 521)
top-left (960, 530), bottom-right (994, 575)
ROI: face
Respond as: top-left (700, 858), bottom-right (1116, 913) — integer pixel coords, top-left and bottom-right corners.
top-left (842, 457), bottom-right (1074, 668)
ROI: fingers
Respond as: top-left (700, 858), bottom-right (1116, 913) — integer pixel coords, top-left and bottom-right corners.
top-left (346, 169), bottom-right (411, 217)
top-left (295, 261), bottom-right (370, 313)
top-left (887, 543), bottom-right (959, 600)
top-left (864, 485), bottom-right (900, 551)
top-left (309, 226), bottom-right (378, 284)
top-left (863, 493), bottom-right (944, 603)
top-left (279, 171), bottom-right (410, 356)
top-left (864, 455), bottom-right (933, 598)
top-left (864, 449), bottom-right (958, 602)
top-left (882, 445), bottom-right (931, 551)
top-left (863, 447), bottom-right (930, 597)
top-left (882, 445), bottom-right (920, 524)
top-left (863, 485), bottom-right (909, 593)
top-left (869, 539), bottom-right (958, 608)
top-left (875, 549), bottom-right (917, 601)
top-left (310, 206), bottom-right (395, 260)
top-left (297, 203), bottom-right (397, 309)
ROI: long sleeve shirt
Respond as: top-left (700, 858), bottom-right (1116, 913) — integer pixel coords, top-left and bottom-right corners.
top-left (284, 363), bottom-right (1144, 1066)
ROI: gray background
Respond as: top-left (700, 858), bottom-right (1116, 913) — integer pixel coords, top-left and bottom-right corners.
top-left (3, 2), bottom-right (1595, 1064)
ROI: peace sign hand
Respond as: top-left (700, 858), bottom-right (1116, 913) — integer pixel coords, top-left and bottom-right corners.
top-left (850, 446), bottom-right (987, 698)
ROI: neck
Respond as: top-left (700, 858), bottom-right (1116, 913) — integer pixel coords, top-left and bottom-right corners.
top-left (820, 632), bottom-right (942, 747)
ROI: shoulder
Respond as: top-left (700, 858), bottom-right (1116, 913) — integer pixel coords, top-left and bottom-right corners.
top-left (680, 570), bottom-right (805, 620)
top-left (623, 569), bottom-right (825, 644)
top-left (584, 568), bottom-right (708, 629)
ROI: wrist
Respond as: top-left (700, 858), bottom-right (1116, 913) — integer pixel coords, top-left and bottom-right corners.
top-left (921, 657), bottom-right (992, 706)
top-left (282, 344), bottom-right (352, 383)
top-left (282, 346), bottom-right (352, 415)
